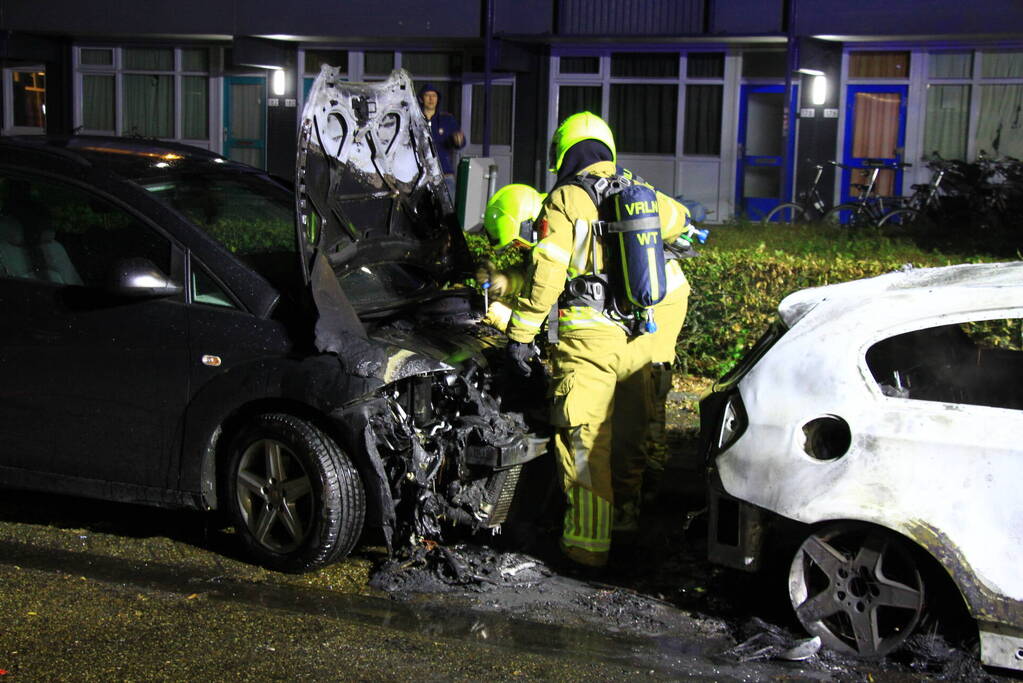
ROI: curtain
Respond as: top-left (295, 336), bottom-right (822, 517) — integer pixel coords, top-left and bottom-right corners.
top-left (610, 84), bottom-right (677, 154)
top-left (852, 92), bottom-right (901, 195)
top-left (977, 85), bottom-right (1023, 159)
top-left (471, 84), bottom-right (512, 146)
top-left (929, 52), bottom-right (972, 79)
top-left (684, 84), bottom-right (722, 155)
top-left (124, 74), bottom-right (173, 138)
top-left (610, 53), bottom-right (678, 78)
top-left (849, 52), bottom-right (910, 78)
top-left (124, 48), bottom-right (173, 71)
top-left (558, 86), bottom-right (602, 124)
top-left (982, 52), bottom-right (1023, 78)
top-left (82, 74), bottom-right (115, 132)
top-left (182, 76), bottom-right (208, 140)
top-left (923, 85), bottom-right (969, 160)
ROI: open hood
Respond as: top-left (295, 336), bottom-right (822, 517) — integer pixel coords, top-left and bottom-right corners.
top-left (295, 67), bottom-right (472, 285)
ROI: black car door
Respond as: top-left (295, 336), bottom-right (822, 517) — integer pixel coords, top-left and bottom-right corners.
top-left (0, 169), bottom-right (188, 491)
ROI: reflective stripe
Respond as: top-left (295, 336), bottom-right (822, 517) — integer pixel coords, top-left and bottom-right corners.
top-left (533, 238), bottom-right (571, 265)
top-left (557, 306), bottom-right (620, 331)
top-left (569, 219), bottom-right (590, 278)
top-left (563, 486), bottom-right (611, 553)
top-left (510, 312), bottom-right (543, 330)
top-left (648, 246), bottom-right (660, 301)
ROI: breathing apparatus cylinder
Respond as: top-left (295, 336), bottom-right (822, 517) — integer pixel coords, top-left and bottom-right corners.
top-left (606, 183), bottom-right (666, 332)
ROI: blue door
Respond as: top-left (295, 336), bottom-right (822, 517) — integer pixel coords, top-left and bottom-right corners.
top-left (841, 85), bottom-right (909, 203)
top-left (224, 76), bottom-right (266, 169)
top-left (736, 84), bottom-right (797, 220)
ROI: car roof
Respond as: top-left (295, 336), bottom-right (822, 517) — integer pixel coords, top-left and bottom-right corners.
top-left (778, 262), bottom-right (1023, 328)
top-left (0, 135), bottom-right (255, 178)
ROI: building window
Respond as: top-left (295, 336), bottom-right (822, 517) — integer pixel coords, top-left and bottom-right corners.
top-left (849, 51), bottom-right (911, 79)
top-left (924, 85), bottom-right (970, 160)
top-left (364, 51), bottom-right (395, 77)
top-left (471, 83), bottom-right (513, 146)
top-left (684, 84), bottom-right (723, 155)
top-left (557, 85), bottom-right (601, 124)
top-left (5, 68), bottom-right (46, 133)
top-left (304, 49), bottom-right (348, 76)
top-left (560, 56), bottom-right (599, 75)
top-left (76, 46), bottom-right (211, 143)
top-left (610, 84), bottom-right (677, 154)
top-left (923, 50), bottom-right (1023, 161)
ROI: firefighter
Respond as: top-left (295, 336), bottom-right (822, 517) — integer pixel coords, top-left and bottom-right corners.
top-left (502, 112), bottom-right (691, 569)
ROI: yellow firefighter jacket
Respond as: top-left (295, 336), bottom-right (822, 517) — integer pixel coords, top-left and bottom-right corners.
top-left (505, 161), bottom-right (689, 343)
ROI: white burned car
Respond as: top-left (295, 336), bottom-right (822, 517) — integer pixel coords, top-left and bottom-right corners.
top-left (701, 262), bottom-right (1023, 671)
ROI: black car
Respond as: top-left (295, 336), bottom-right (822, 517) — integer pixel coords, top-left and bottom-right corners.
top-left (0, 69), bottom-right (545, 572)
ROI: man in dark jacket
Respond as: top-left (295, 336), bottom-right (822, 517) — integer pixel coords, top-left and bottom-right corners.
top-left (418, 83), bottom-right (465, 196)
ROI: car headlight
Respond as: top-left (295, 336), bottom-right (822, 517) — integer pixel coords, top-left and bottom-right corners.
top-left (717, 391), bottom-right (748, 452)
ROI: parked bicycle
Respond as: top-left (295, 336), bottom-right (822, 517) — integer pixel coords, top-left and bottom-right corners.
top-left (823, 159), bottom-right (911, 229)
top-left (877, 154), bottom-right (965, 230)
top-left (761, 161), bottom-right (839, 226)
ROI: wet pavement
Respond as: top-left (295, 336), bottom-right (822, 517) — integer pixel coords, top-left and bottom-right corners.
top-left (0, 393), bottom-right (1012, 681)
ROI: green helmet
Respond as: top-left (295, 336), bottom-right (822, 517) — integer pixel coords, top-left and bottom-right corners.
top-left (548, 111), bottom-right (616, 173)
top-left (483, 184), bottom-right (545, 250)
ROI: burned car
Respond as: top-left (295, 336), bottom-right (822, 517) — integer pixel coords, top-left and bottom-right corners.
top-left (0, 69), bottom-right (544, 573)
top-left (701, 262), bottom-right (1023, 671)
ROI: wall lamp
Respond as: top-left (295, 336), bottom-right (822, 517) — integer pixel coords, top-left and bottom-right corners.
top-left (797, 68), bottom-right (827, 106)
top-left (272, 69), bottom-right (286, 96)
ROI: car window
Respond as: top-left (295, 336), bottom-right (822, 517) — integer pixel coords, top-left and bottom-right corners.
top-left (866, 318), bottom-right (1023, 410)
top-left (0, 172), bottom-right (171, 287)
top-left (141, 172), bottom-right (295, 259)
top-left (191, 258), bottom-right (237, 309)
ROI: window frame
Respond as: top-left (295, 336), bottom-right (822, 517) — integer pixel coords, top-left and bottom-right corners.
top-left (550, 49), bottom-right (728, 162)
top-left (73, 45), bottom-right (214, 145)
top-left (3, 65), bottom-right (47, 136)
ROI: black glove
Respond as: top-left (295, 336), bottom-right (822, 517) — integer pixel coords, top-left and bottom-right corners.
top-left (505, 341), bottom-right (536, 377)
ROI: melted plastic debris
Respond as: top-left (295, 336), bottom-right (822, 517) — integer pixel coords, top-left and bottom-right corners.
top-left (370, 541), bottom-right (552, 594)
top-left (721, 617), bottom-right (821, 663)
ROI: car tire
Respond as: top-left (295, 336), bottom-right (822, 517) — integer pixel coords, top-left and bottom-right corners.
top-left (787, 522), bottom-right (925, 658)
top-left (761, 203), bottom-right (808, 227)
top-left (225, 413), bottom-right (365, 573)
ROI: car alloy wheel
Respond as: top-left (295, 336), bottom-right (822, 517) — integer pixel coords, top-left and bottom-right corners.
top-left (226, 413), bottom-right (365, 572)
top-left (788, 522), bottom-right (925, 658)
top-left (235, 437), bottom-right (314, 554)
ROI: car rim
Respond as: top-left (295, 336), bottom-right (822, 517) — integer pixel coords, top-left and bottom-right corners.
top-left (235, 438), bottom-right (314, 553)
top-left (788, 524), bottom-right (924, 658)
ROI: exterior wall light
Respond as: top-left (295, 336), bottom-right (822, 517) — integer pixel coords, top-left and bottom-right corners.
top-left (272, 69), bottom-right (286, 96)
top-left (812, 74), bottom-right (827, 106)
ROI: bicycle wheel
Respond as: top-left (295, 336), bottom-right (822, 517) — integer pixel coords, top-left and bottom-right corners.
top-left (762, 203), bottom-right (808, 227)
top-left (878, 207), bottom-right (921, 231)
top-left (823, 204), bottom-right (873, 229)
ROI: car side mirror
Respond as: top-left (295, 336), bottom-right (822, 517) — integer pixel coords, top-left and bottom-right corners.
top-left (107, 257), bottom-right (183, 298)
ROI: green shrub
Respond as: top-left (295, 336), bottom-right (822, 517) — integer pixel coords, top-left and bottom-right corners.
top-left (678, 223), bottom-right (1009, 376)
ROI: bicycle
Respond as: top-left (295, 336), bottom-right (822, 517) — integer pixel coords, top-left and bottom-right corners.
top-left (877, 154), bottom-right (965, 230)
top-left (822, 159), bottom-right (910, 229)
top-left (760, 160), bottom-right (839, 226)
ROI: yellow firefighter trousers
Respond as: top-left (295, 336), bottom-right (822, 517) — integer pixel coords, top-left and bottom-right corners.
top-left (611, 273), bottom-right (691, 517)
top-left (549, 330), bottom-right (651, 567)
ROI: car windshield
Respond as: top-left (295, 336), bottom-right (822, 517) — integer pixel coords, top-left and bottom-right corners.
top-left (141, 171), bottom-right (296, 260)
top-left (338, 263), bottom-right (433, 313)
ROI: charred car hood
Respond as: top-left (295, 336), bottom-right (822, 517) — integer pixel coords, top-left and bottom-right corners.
top-left (295, 67), bottom-right (472, 283)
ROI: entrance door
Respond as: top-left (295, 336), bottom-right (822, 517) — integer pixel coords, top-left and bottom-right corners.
top-left (224, 76), bottom-right (266, 169)
top-left (736, 84), bottom-right (795, 220)
top-left (841, 85), bottom-right (909, 202)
